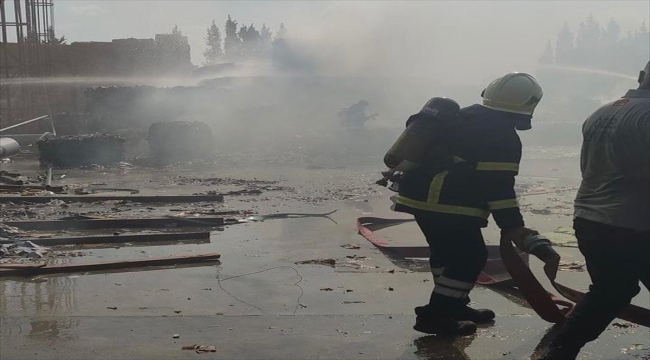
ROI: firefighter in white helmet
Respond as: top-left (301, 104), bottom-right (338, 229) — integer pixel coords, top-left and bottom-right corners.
top-left (393, 72), bottom-right (554, 336)
top-left (539, 62), bottom-right (650, 360)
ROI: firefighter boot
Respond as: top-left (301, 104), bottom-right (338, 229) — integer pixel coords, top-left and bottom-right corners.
top-left (413, 306), bottom-right (477, 336)
top-left (415, 305), bottom-right (495, 324)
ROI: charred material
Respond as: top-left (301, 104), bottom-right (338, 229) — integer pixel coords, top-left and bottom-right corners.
top-left (37, 134), bottom-right (125, 167)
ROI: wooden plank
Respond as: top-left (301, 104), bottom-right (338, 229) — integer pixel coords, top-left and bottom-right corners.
top-left (0, 194), bottom-right (224, 204)
top-left (0, 263), bottom-right (47, 269)
top-left (4, 217), bottom-right (225, 231)
top-left (22, 231), bottom-right (211, 246)
top-left (0, 184), bottom-right (65, 192)
top-left (0, 253), bottom-right (221, 277)
top-left (0, 176), bottom-right (24, 185)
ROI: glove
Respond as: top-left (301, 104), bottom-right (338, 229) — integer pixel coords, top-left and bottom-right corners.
top-left (501, 227), bottom-right (539, 246)
top-left (502, 227), bottom-right (561, 281)
top-left (542, 251), bottom-right (560, 281)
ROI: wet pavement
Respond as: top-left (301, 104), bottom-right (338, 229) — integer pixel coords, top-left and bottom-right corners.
top-left (1, 154), bottom-right (648, 360)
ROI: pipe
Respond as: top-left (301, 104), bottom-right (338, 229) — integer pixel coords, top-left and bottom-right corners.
top-left (0, 115), bottom-right (49, 133)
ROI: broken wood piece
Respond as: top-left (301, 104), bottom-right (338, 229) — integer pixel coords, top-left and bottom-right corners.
top-left (0, 253), bottom-right (221, 277)
top-left (4, 216), bottom-right (226, 231)
top-left (0, 175), bottom-right (24, 185)
top-left (0, 263), bottom-right (47, 269)
top-left (0, 194), bottom-right (224, 204)
top-left (21, 231), bottom-right (211, 246)
top-left (0, 184), bottom-right (65, 192)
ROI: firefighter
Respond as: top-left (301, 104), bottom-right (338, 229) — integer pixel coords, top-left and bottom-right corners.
top-left (539, 62), bottom-right (650, 360)
top-left (393, 72), bottom-right (546, 335)
top-left (338, 100), bottom-right (378, 128)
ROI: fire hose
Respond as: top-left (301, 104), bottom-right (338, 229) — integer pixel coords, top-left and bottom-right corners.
top-left (356, 216), bottom-right (649, 327)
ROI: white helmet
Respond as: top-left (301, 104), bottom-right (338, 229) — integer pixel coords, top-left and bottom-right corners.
top-left (481, 72), bottom-right (543, 116)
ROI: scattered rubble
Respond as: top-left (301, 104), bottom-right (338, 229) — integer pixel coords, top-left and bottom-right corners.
top-left (295, 258), bottom-right (336, 267)
top-left (558, 261), bottom-right (586, 272)
top-left (182, 344), bottom-right (217, 354)
top-left (340, 244), bottom-right (361, 249)
top-left (0, 240), bottom-right (49, 260)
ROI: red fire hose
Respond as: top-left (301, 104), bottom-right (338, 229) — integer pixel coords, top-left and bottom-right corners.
top-left (356, 216), bottom-right (649, 327)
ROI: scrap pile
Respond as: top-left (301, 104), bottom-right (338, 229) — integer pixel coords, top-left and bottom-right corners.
top-left (37, 134), bottom-right (126, 167)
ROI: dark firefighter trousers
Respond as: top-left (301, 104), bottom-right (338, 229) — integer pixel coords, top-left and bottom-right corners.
top-left (415, 215), bottom-right (488, 313)
top-left (548, 217), bottom-right (650, 358)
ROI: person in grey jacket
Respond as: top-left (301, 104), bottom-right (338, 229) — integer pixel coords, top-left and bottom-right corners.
top-left (541, 61), bottom-right (650, 360)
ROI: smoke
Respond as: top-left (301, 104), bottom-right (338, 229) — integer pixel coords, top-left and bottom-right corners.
top-left (52, 1), bottom-right (649, 163)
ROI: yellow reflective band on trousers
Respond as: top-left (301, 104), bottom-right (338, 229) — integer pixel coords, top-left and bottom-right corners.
top-left (395, 171), bottom-right (490, 219)
top-left (476, 162), bottom-right (519, 172)
top-left (488, 198), bottom-right (519, 210)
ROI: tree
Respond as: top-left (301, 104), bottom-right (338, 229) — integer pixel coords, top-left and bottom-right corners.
top-left (575, 14), bottom-right (602, 66)
top-left (239, 24), bottom-right (260, 57)
top-left (575, 14), bottom-right (601, 49)
top-left (260, 24), bottom-right (272, 49)
top-left (538, 41), bottom-right (554, 64)
top-left (204, 20), bottom-right (223, 64)
top-left (603, 18), bottom-right (620, 45)
top-left (224, 15), bottom-right (242, 58)
top-left (555, 22), bottom-right (574, 65)
top-left (275, 23), bottom-right (287, 40)
top-left (46, 26), bottom-right (66, 44)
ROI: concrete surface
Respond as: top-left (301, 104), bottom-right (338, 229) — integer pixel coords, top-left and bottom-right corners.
top-left (1, 155), bottom-right (648, 360)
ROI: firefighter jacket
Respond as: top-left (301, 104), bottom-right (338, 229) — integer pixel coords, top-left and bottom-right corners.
top-left (394, 104), bottom-right (527, 230)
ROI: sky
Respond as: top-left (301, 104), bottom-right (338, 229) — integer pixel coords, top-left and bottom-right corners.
top-left (53, 0), bottom-right (649, 83)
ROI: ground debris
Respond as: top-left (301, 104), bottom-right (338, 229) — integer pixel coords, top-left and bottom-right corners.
top-left (295, 258), bottom-right (336, 267)
top-left (340, 244), bottom-right (360, 250)
top-left (181, 344), bottom-right (217, 353)
top-left (0, 240), bottom-right (49, 260)
top-left (320, 287), bottom-right (334, 291)
top-left (612, 322), bottom-right (636, 329)
top-left (558, 260), bottom-right (585, 272)
top-left (0, 223), bottom-right (24, 238)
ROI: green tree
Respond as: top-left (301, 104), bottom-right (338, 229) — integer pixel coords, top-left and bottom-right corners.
top-left (46, 26), bottom-right (66, 44)
top-left (260, 24), bottom-right (272, 48)
top-left (555, 22), bottom-right (574, 65)
top-left (275, 23), bottom-right (287, 41)
top-left (224, 15), bottom-right (242, 58)
top-left (239, 24), bottom-right (260, 57)
top-left (603, 18), bottom-right (620, 45)
top-left (204, 20), bottom-right (223, 64)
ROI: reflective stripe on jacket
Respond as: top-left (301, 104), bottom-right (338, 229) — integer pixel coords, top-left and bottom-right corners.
top-left (394, 104), bottom-right (527, 230)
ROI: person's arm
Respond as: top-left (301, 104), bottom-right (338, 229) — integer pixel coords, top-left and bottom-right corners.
top-left (482, 171), bottom-right (524, 230)
top-left (483, 166), bottom-right (561, 278)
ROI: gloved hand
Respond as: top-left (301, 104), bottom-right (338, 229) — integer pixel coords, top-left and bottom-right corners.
top-left (542, 252), bottom-right (560, 281)
top-left (502, 227), bottom-right (561, 281)
top-left (501, 226), bottom-right (539, 245)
